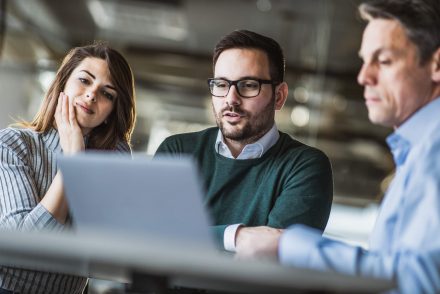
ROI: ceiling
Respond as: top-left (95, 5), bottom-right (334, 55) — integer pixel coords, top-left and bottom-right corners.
top-left (1, 0), bottom-right (394, 203)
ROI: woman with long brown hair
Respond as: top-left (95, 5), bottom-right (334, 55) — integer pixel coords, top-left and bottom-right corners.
top-left (0, 43), bottom-right (136, 294)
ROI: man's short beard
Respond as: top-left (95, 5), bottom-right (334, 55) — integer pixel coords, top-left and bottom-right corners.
top-left (214, 95), bottom-right (276, 144)
top-left (219, 119), bottom-right (253, 141)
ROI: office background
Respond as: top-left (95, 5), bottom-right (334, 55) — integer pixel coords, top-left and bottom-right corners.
top-left (0, 0), bottom-right (394, 246)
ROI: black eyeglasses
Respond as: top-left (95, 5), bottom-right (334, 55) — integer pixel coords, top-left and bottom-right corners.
top-left (207, 78), bottom-right (279, 98)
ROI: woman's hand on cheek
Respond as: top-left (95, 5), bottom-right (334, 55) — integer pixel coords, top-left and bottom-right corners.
top-left (54, 92), bottom-right (85, 155)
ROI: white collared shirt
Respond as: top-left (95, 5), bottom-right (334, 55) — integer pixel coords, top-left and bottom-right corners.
top-left (215, 124), bottom-right (279, 251)
top-left (215, 124), bottom-right (279, 160)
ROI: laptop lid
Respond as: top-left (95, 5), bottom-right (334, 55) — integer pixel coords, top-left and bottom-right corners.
top-left (58, 153), bottom-right (216, 249)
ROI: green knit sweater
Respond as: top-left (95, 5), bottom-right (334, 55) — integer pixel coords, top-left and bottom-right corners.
top-left (156, 127), bottom-right (333, 247)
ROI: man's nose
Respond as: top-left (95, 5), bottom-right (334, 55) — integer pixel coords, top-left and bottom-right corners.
top-left (357, 63), bottom-right (377, 86)
top-left (225, 84), bottom-right (241, 106)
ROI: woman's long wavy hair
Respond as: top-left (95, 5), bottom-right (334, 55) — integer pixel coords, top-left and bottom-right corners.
top-left (19, 43), bottom-right (136, 150)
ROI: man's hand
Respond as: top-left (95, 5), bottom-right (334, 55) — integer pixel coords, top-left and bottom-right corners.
top-left (235, 226), bottom-right (283, 260)
top-left (54, 92), bottom-right (85, 155)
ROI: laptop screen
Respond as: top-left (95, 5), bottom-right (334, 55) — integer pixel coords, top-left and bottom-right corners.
top-left (58, 153), bottom-right (216, 249)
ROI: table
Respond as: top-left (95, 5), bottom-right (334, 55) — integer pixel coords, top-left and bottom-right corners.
top-left (0, 229), bottom-right (394, 293)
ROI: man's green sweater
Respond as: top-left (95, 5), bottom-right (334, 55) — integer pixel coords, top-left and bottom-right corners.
top-left (156, 127), bottom-right (333, 247)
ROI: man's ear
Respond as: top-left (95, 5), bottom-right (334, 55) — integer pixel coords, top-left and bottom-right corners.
top-left (275, 82), bottom-right (288, 110)
top-left (432, 48), bottom-right (440, 83)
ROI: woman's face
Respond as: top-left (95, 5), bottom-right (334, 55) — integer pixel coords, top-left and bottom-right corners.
top-left (63, 57), bottom-right (116, 135)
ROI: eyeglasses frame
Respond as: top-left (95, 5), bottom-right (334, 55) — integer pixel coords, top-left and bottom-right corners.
top-left (207, 78), bottom-right (280, 98)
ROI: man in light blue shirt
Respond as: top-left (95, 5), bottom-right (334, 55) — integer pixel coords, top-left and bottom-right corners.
top-left (235, 0), bottom-right (440, 293)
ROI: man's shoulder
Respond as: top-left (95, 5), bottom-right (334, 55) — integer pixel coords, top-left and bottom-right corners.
top-left (164, 127), bottom-right (218, 144)
top-left (156, 127), bottom-right (218, 154)
top-left (269, 133), bottom-right (332, 183)
top-left (277, 132), bottom-right (329, 160)
top-left (416, 123), bottom-right (440, 165)
top-left (270, 132), bottom-right (332, 174)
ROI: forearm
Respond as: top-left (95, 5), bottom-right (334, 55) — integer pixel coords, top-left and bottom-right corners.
top-left (279, 225), bottom-right (440, 293)
top-left (235, 226), bottom-right (282, 260)
top-left (279, 225), bottom-right (368, 276)
top-left (39, 172), bottom-right (69, 224)
top-left (0, 148), bottom-right (65, 231)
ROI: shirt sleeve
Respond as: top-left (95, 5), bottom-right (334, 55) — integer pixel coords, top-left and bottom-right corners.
top-left (280, 185), bottom-right (440, 294)
top-left (278, 138), bottom-right (440, 294)
top-left (279, 225), bottom-right (371, 276)
top-left (223, 223), bottom-right (243, 252)
top-left (280, 224), bottom-right (440, 293)
top-left (0, 131), bottom-right (63, 231)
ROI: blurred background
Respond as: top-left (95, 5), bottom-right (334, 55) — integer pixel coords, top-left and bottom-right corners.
top-left (0, 0), bottom-right (394, 247)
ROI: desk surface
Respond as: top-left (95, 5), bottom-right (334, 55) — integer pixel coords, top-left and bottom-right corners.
top-left (0, 230), bottom-right (394, 293)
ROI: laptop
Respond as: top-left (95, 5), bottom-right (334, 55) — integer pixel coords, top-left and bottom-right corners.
top-left (58, 153), bottom-right (216, 249)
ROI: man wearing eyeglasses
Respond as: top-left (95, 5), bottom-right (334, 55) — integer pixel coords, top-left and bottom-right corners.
top-left (155, 30), bottom-right (333, 254)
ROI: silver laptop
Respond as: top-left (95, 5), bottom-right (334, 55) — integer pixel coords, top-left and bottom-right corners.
top-left (58, 153), bottom-right (216, 249)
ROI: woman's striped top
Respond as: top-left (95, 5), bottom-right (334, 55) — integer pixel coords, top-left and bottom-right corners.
top-left (0, 127), bottom-right (130, 294)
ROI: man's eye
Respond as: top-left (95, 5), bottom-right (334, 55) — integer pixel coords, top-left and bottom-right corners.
top-left (241, 81), bottom-right (259, 89)
top-left (215, 82), bottom-right (228, 88)
top-left (378, 59), bottom-right (391, 65)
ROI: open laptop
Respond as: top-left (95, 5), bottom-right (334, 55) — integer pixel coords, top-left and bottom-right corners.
top-left (58, 153), bottom-right (216, 249)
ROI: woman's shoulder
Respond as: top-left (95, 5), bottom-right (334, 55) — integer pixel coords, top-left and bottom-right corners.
top-left (0, 127), bottom-right (39, 158)
top-left (0, 127), bottom-right (53, 149)
top-left (0, 127), bottom-right (33, 144)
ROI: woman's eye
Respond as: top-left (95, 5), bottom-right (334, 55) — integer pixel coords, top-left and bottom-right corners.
top-left (79, 78), bottom-right (90, 84)
top-left (103, 91), bottom-right (114, 101)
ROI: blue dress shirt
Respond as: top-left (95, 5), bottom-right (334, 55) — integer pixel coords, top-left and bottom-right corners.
top-left (279, 97), bottom-right (440, 293)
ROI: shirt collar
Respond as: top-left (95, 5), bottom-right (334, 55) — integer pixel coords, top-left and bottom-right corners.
top-left (215, 124), bottom-right (279, 159)
top-left (386, 97), bottom-right (440, 166)
top-left (394, 97), bottom-right (440, 147)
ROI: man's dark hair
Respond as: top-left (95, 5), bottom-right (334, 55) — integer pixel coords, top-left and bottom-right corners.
top-left (213, 30), bottom-right (285, 82)
top-left (359, 0), bottom-right (440, 64)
